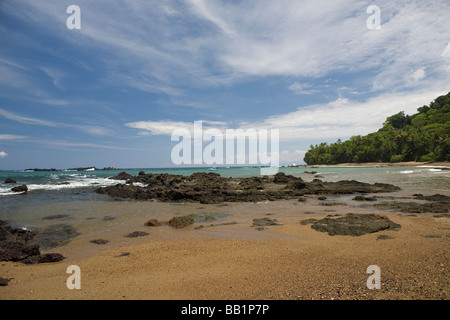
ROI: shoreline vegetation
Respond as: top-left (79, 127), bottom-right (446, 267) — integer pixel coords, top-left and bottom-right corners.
top-left (304, 91), bottom-right (450, 165)
top-left (288, 161), bottom-right (450, 168)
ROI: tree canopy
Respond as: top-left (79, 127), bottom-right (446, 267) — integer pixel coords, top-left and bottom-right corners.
top-left (303, 91), bottom-right (450, 165)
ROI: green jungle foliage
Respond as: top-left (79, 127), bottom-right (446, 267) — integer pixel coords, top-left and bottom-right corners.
top-left (304, 91), bottom-right (450, 164)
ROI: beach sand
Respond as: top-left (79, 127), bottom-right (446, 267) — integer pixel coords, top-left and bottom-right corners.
top-left (302, 161), bottom-right (450, 168)
top-left (1, 198), bottom-right (449, 300)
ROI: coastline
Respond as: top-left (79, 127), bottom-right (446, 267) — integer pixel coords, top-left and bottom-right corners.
top-left (1, 190), bottom-right (449, 300)
top-left (1, 199), bottom-right (448, 300)
top-left (1, 167), bottom-right (449, 300)
top-left (302, 161), bottom-right (450, 168)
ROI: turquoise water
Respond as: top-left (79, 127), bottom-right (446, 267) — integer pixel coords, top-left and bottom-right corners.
top-left (1, 165), bottom-right (449, 196)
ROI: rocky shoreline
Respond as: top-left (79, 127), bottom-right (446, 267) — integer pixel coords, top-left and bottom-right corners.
top-left (96, 171), bottom-right (401, 204)
top-left (0, 220), bottom-right (65, 265)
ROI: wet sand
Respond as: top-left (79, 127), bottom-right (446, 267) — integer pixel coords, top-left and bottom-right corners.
top-left (1, 197), bottom-right (449, 300)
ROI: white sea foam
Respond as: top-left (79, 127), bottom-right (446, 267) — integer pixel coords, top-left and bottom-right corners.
top-left (399, 170), bottom-right (414, 174)
top-left (0, 176), bottom-right (125, 196)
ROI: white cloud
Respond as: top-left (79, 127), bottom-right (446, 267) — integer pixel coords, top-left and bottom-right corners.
top-left (0, 108), bottom-right (112, 136)
top-left (0, 108), bottom-right (58, 127)
top-left (288, 82), bottom-right (318, 95)
top-left (4, 0), bottom-right (449, 97)
top-left (280, 150), bottom-right (307, 164)
top-left (125, 120), bottom-right (229, 136)
top-left (0, 151), bottom-right (8, 158)
top-left (411, 67), bottom-right (426, 83)
top-left (245, 89), bottom-right (446, 142)
top-left (0, 134), bottom-right (27, 140)
top-left (125, 89), bottom-right (447, 143)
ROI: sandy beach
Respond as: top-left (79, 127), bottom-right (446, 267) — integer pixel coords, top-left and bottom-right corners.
top-left (302, 161), bottom-right (450, 168)
top-left (1, 196), bottom-right (449, 300)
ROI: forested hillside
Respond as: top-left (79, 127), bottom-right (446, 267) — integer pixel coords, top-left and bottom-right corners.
top-left (303, 91), bottom-right (450, 165)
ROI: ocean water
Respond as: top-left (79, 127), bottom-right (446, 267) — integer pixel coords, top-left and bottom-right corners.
top-left (0, 165), bottom-right (449, 231)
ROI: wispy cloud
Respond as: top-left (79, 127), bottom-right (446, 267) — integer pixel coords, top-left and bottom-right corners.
top-left (4, 0), bottom-right (449, 96)
top-left (125, 89), bottom-right (447, 143)
top-left (125, 119), bottom-right (229, 136)
top-left (244, 89), bottom-right (447, 142)
top-left (0, 108), bottom-right (58, 127)
top-left (0, 151), bottom-right (8, 158)
top-left (0, 56), bottom-right (70, 106)
top-left (0, 134), bottom-right (26, 140)
top-left (0, 108), bottom-right (112, 136)
top-left (288, 82), bottom-right (319, 95)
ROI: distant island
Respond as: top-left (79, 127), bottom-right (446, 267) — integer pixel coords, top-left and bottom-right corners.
top-left (24, 167), bottom-right (122, 172)
top-left (304, 91), bottom-right (450, 165)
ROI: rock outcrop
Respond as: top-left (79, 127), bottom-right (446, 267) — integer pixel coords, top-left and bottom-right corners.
top-left (96, 171), bottom-right (401, 204)
top-left (0, 220), bottom-right (65, 264)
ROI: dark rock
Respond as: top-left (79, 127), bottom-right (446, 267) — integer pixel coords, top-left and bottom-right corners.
top-left (32, 224), bottom-right (80, 250)
top-left (287, 180), bottom-right (307, 190)
top-left (90, 239), bottom-right (109, 245)
top-left (374, 201), bottom-right (449, 213)
top-left (96, 183), bottom-right (139, 198)
top-left (144, 219), bottom-right (161, 227)
top-left (194, 212), bottom-right (229, 223)
top-left (42, 214), bottom-right (69, 220)
top-left (125, 231), bottom-right (149, 238)
top-left (109, 171), bottom-right (134, 180)
top-left (22, 253), bottom-right (65, 264)
top-left (353, 195), bottom-right (377, 201)
top-left (0, 242), bottom-right (40, 261)
top-left (95, 171), bottom-right (401, 204)
top-left (116, 252), bottom-right (130, 257)
top-left (0, 221), bottom-right (40, 262)
top-left (0, 220), bottom-right (65, 264)
top-left (239, 177), bottom-right (265, 190)
top-left (0, 277), bottom-right (13, 286)
top-left (377, 234), bottom-right (394, 240)
top-left (421, 234), bottom-right (442, 239)
top-left (413, 194), bottom-right (450, 202)
top-left (252, 218), bottom-right (282, 227)
top-left (273, 172), bottom-right (299, 183)
top-left (11, 185), bottom-right (28, 193)
top-left (4, 178), bottom-right (17, 184)
top-left (168, 214), bottom-right (196, 229)
top-left (300, 218), bottom-right (318, 225)
top-left (138, 171), bottom-right (146, 176)
top-left (310, 213), bottom-right (401, 236)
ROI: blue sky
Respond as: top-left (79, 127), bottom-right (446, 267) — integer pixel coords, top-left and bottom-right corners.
top-left (0, 0), bottom-right (449, 170)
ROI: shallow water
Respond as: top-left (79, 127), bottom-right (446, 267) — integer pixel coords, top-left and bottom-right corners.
top-left (0, 166), bottom-right (448, 247)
